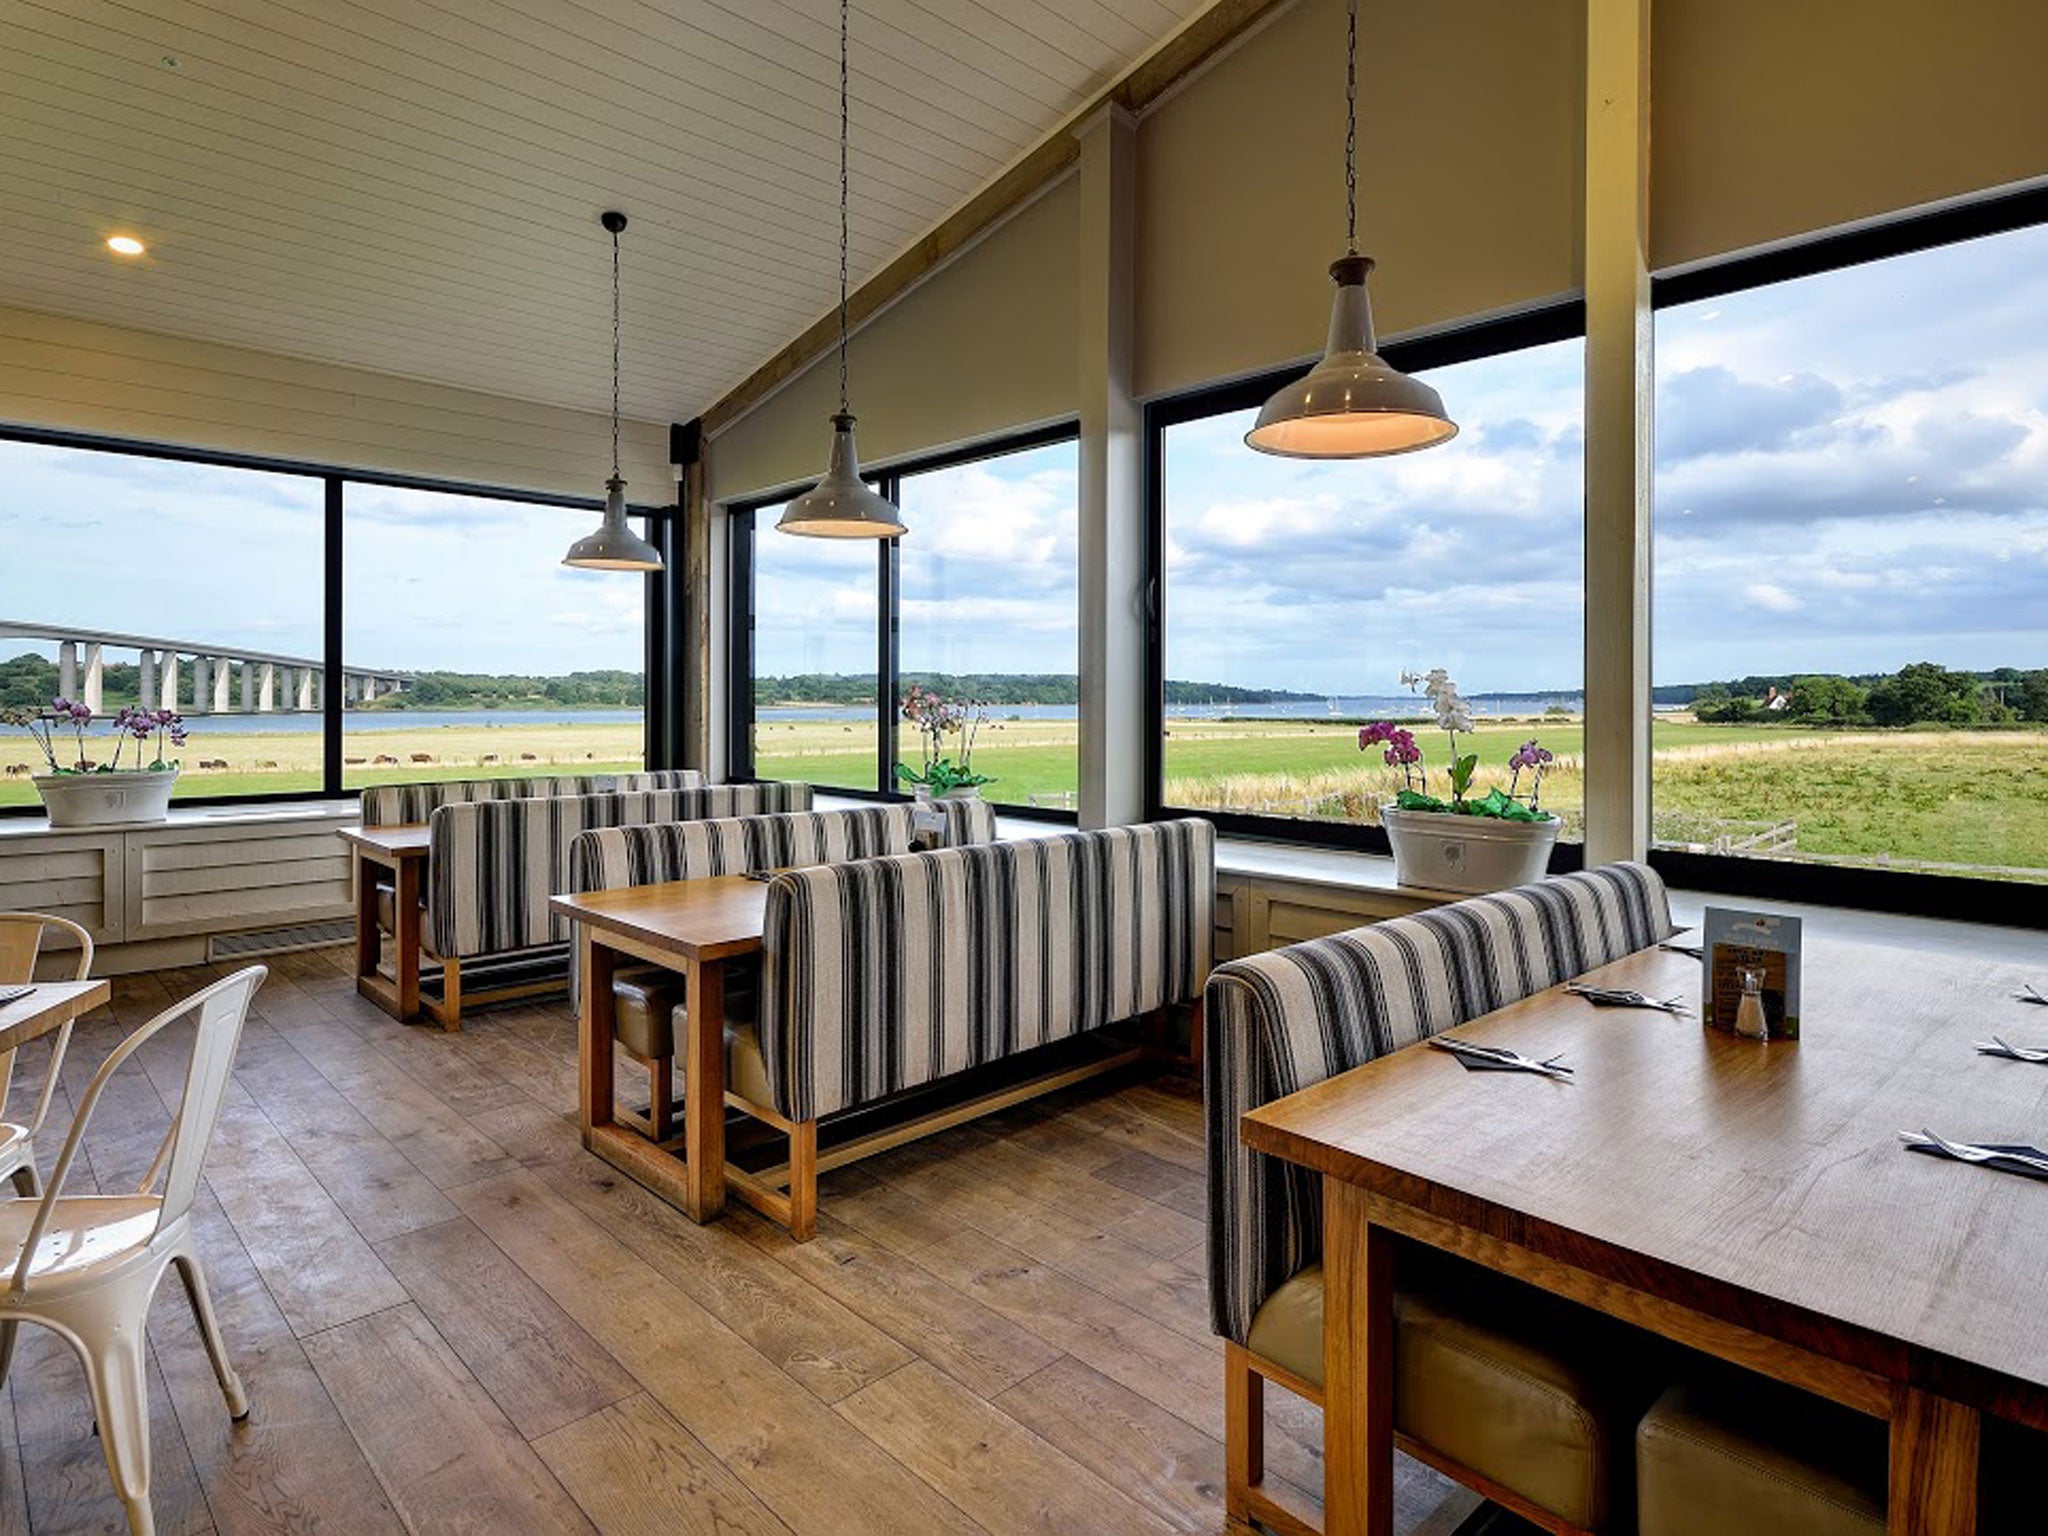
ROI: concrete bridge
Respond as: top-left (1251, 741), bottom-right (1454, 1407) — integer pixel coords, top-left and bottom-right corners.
top-left (0, 621), bottom-right (413, 715)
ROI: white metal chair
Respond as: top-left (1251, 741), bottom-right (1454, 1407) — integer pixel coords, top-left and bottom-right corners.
top-left (0, 965), bottom-right (265, 1536)
top-left (0, 911), bottom-right (95, 1199)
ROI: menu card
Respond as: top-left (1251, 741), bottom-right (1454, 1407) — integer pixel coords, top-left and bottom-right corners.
top-left (1702, 907), bottom-right (1802, 1040)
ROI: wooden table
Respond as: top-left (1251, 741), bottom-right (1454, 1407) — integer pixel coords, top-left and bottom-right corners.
top-left (1243, 936), bottom-right (2048, 1536)
top-left (339, 824), bottom-right (429, 1022)
top-left (549, 877), bottom-right (767, 1225)
top-left (1, 978), bottom-right (112, 1055)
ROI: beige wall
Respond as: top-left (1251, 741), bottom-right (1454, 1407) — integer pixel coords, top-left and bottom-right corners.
top-left (708, 175), bottom-right (1080, 504)
top-left (0, 304), bottom-right (670, 500)
top-left (1136, 0), bottom-right (1585, 400)
top-left (1652, 0), bottom-right (2048, 270)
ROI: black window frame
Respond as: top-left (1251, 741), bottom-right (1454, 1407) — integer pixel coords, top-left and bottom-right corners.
top-left (1646, 180), bottom-right (2048, 929)
top-left (1142, 300), bottom-right (1588, 871)
top-left (0, 422), bottom-right (672, 817)
top-left (725, 421), bottom-right (1082, 822)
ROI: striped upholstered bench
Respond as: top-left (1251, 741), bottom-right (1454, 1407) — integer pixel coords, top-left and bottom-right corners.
top-left (359, 768), bottom-right (701, 827)
top-left (406, 782), bottom-right (812, 1027)
top-left (1205, 863), bottom-right (1674, 1536)
top-left (735, 818), bottom-right (1214, 1238)
top-left (565, 800), bottom-right (998, 1138)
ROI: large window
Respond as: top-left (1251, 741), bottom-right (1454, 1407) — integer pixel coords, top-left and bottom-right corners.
top-left (734, 430), bottom-right (1080, 812)
top-left (0, 438), bottom-right (325, 802)
top-left (1156, 328), bottom-right (1586, 845)
top-left (342, 485), bottom-right (645, 790)
top-left (1, 431), bottom-right (661, 813)
top-left (1653, 221), bottom-right (2048, 885)
top-left (897, 440), bottom-right (1079, 808)
top-left (747, 501), bottom-right (882, 793)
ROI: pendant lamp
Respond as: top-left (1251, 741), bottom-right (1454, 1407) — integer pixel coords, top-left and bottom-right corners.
top-left (564, 210), bottom-right (665, 571)
top-left (777, 0), bottom-right (905, 538)
top-left (1245, 0), bottom-right (1456, 459)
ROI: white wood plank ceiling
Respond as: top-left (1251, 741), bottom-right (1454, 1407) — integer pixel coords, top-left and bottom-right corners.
top-left (0, 0), bottom-right (1207, 424)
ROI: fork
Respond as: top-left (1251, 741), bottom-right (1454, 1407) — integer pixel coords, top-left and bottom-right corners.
top-left (1898, 1128), bottom-right (2048, 1176)
top-left (1431, 1037), bottom-right (1574, 1077)
top-left (2018, 984), bottom-right (2048, 1006)
top-left (1566, 984), bottom-right (1687, 1014)
top-left (1978, 1036), bottom-right (2048, 1064)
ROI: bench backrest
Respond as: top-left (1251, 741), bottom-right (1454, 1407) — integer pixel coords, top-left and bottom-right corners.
top-left (361, 769), bottom-right (702, 827)
top-left (758, 818), bottom-right (1215, 1123)
top-left (427, 782), bottom-right (812, 957)
top-left (1203, 862), bottom-right (1673, 1345)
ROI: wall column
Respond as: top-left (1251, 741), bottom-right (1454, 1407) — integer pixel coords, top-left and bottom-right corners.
top-left (1074, 102), bottom-right (1145, 829)
top-left (57, 641), bottom-right (77, 700)
top-left (82, 644), bottom-right (103, 714)
top-left (1583, 0), bottom-right (1654, 865)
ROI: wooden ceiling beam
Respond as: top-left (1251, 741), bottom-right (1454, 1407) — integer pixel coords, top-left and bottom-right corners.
top-left (700, 0), bottom-right (1295, 438)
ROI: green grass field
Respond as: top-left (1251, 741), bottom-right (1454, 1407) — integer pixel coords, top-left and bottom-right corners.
top-left (10, 711), bottom-right (2046, 880)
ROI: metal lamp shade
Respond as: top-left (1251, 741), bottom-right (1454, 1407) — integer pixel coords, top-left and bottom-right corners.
top-left (1246, 256), bottom-right (1457, 459)
top-left (777, 414), bottom-right (906, 538)
top-left (563, 476), bottom-right (663, 571)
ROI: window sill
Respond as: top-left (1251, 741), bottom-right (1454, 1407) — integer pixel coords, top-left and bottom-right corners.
top-left (0, 797), bottom-right (359, 840)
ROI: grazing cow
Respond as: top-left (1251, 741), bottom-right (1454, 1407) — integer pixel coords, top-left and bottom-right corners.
top-left (410, 753), bottom-right (434, 764)
top-left (373, 754), bottom-right (400, 765)
top-left (481, 753), bottom-right (499, 764)
top-left (3, 764), bottom-right (27, 778)
top-left (344, 756), bottom-right (366, 766)
top-left (519, 752), bottom-right (538, 761)
top-left (255, 759), bottom-right (278, 769)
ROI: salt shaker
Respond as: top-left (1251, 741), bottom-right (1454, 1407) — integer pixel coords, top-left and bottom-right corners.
top-left (1734, 967), bottom-right (1769, 1041)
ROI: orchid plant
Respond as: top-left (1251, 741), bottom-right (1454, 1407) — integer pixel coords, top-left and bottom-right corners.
top-left (0, 697), bottom-right (188, 775)
top-left (895, 685), bottom-right (995, 794)
top-left (1357, 668), bottom-right (1555, 822)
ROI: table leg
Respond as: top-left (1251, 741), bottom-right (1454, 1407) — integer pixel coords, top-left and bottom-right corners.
top-left (352, 851), bottom-right (380, 984)
top-left (682, 955), bottom-right (727, 1222)
top-left (393, 855), bottom-right (422, 1021)
top-left (1324, 1179), bottom-right (1394, 1536)
top-left (579, 929), bottom-right (616, 1144)
top-left (1888, 1386), bottom-right (1978, 1536)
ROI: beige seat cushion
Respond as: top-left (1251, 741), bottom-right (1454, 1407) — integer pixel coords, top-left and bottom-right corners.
top-left (610, 968), bottom-right (759, 1067)
top-left (1637, 1381), bottom-right (1885, 1536)
top-left (372, 883), bottom-right (424, 937)
top-left (1246, 1263), bottom-right (1614, 1530)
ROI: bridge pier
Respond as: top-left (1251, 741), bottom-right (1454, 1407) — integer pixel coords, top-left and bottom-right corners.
top-left (58, 641), bottom-right (77, 700)
top-left (212, 659), bottom-right (232, 714)
top-left (258, 662), bottom-right (275, 713)
top-left (159, 651), bottom-right (179, 712)
top-left (82, 644), bottom-right (103, 714)
top-left (240, 660), bottom-right (255, 712)
top-left (298, 667), bottom-right (316, 712)
top-left (137, 649), bottom-right (157, 710)
top-left (191, 656), bottom-right (210, 715)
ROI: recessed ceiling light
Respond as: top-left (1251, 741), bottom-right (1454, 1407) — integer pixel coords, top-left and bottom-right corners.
top-left (107, 236), bottom-right (146, 256)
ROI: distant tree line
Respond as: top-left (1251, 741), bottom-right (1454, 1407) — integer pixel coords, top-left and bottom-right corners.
top-left (1688, 663), bottom-right (2048, 726)
top-left (752, 672), bottom-right (1316, 707)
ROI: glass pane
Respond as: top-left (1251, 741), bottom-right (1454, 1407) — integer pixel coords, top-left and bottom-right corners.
top-left (342, 485), bottom-right (645, 790)
top-left (1161, 338), bottom-right (1587, 835)
top-left (0, 439), bottom-right (324, 802)
top-left (750, 507), bottom-right (880, 791)
top-left (1653, 225), bottom-right (2048, 882)
top-left (896, 440), bottom-right (1079, 809)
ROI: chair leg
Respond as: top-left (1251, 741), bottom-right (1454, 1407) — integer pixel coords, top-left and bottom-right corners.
top-left (648, 1053), bottom-right (674, 1143)
top-left (173, 1250), bottom-right (249, 1421)
top-left (787, 1120), bottom-right (817, 1242)
top-left (0, 1321), bottom-right (16, 1393)
top-left (9, 1161), bottom-right (39, 1199)
top-left (74, 1312), bottom-right (156, 1536)
top-left (1225, 1341), bottom-right (1266, 1533)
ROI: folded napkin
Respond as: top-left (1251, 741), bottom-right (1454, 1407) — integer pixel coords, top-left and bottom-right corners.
top-left (1904, 1140), bottom-right (2048, 1183)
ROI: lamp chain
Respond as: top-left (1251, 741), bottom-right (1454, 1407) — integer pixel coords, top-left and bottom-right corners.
top-left (837, 0), bottom-right (851, 416)
top-left (1344, 0), bottom-right (1358, 253)
top-left (610, 221), bottom-right (622, 479)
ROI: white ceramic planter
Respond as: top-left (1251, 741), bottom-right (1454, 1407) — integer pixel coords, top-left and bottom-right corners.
top-left (1381, 805), bottom-right (1560, 895)
top-left (33, 768), bottom-right (179, 828)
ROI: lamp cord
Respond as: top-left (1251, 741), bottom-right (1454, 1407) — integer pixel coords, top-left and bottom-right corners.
top-left (610, 221), bottom-right (622, 479)
top-left (837, 0), bottom-right (851, 416)
top-left (1344, 0), bottom-right (1358, 254)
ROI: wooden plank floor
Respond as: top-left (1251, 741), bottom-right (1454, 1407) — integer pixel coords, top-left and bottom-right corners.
top-left (0, 946), bottom-right (1484, 1536)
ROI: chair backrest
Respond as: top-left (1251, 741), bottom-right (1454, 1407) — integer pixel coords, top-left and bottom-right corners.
top-left (1203, 862), bottom-right (1673, 1345)
top-left (758, 818), bottom-right (1214, 1123)
top-left (0, 912), bottom-right (93, 1127)
top-left (428, 781), bottom-right (815, 957)
top-left (12, 965), bottom-right (265, 1292)
top-left (359, 768), bottom-right (702, 827)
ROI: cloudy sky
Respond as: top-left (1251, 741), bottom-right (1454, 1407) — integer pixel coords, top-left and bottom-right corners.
top-left (0, 443), bottom-right (645, 674)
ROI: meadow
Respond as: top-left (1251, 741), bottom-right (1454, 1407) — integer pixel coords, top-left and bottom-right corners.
top-left (8, 711), bottom-right (2045, 880)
